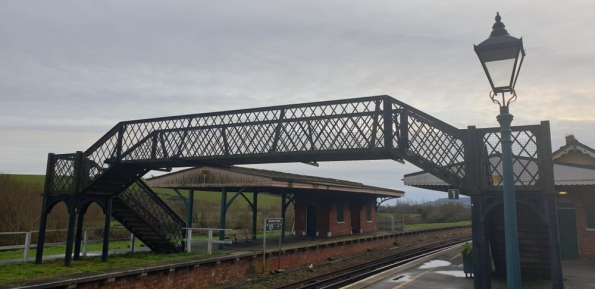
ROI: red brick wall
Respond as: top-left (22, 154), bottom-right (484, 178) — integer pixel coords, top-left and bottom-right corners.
top-left (59, 226), bottom-right (471, 289)
top-left (358, 198), bottom-right (377, 233)
top-left (290, 195), bottom-right (387, 237)
top-left (573, 194), bottom-right (595, 259)
top-left (328, 200), bottom-right (352, 236)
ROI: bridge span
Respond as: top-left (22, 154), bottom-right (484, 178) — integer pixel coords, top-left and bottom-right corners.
top-left (36, 95), bottom-right (560, 288)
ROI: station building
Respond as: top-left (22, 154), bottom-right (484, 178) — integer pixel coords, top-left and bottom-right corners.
top-left (146, 166), bottom-right (404, 239)
top-left (404, 134), bottom-right (595, 260)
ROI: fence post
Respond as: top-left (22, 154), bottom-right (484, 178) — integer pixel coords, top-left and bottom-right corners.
top-left (82, 230), bottom-right (88, 257)
top-left (207, 229), bottom-right (213, 255)
top-left (186, 229), bottom-right (192, 253)
top-left (23, 232), bottom-right (32, 262)
top-left (130, 234), bottom-right (135, 253)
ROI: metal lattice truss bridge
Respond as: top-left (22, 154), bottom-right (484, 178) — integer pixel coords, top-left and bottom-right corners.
top-left (41, 95), bottom-right (555, 255)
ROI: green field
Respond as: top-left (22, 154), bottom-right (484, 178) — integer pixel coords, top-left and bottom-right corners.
top-left (8, 174), bottom-right (280, 207)
top-left (0, 250), bottom-right (221, 285)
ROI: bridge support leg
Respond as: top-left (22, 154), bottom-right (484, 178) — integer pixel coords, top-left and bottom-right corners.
top-left (73, 211), bottom-right (85, 260)
top-left (471, 195), bottom-right (491, 289)
top-left (252, 192), bottom-right (258, 240)
top-left (35, 197), bottom-right (49, 264)
top-left (64, 198), bottom-right (77, 267)
top-left (102, 198), bottom-right (112, 262)
top-left (546, 195), bottom-right (564, 289)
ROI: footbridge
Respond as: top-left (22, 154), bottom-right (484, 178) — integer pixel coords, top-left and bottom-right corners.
top-left (36, 95), bottom-right (561, 288)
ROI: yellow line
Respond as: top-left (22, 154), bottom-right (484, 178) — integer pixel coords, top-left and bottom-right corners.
top-left (392, 254), bottom-right (460, 289)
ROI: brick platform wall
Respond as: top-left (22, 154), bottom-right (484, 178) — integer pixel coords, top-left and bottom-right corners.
top-left (32, 226), bottom-right (471, 289)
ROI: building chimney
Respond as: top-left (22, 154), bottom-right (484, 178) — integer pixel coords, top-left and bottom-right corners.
top-left (565, 134), bottom-right (576, 145)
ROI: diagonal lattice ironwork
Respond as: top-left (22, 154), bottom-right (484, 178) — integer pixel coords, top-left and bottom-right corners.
top-left (391, 100), bottom-right (466, 186)
top-left (49, 154), bottom-right (76, 195)
top-left (43, 94), bottom-right (553, 255)
top-left (77, 95), bottom-right (470, 190)
top-left (479, 126), bottom-right (541, 190)
top-left (116, 181), bottom-right (185, 250)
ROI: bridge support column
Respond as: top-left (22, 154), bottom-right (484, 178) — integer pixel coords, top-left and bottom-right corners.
top-left (471, 194), bottom-right (491, 289)
top-left (545, 194), bottom-right (564, 289)
top-left (35, 196), bottom-right (49, 264)
top-left (64, 198), bottom-right (77, 267)
top-left (102, 197), bottom-right (112, 262)
top-left (73, 211), bottom-right (85, 260)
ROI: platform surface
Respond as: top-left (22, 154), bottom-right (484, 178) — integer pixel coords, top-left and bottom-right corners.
top-left (344, 244), bottom-right (595, 289)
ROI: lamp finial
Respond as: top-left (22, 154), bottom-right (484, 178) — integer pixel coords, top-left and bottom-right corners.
top-left (490, 12), bottom-right (509, 37)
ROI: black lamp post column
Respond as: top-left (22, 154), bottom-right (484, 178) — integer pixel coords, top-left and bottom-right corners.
top-left (475, 13), bottom-right (526, 288)
top-left (497, 104), bottom-right (522, 287)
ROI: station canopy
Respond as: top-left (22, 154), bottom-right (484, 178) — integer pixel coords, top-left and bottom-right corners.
top-left (146, 166), bottom-right (405, 198)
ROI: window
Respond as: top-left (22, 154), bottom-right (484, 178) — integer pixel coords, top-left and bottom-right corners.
top-left (337, 200), bottom-right (344, 223)
top-left (366, 204), bottom-right (372, 222)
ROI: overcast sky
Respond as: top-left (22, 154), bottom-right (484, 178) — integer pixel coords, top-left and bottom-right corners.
top-left (1, 1), bottom-right (594, 202)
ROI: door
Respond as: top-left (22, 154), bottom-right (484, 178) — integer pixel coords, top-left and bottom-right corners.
top-left (558, 207), bottom-right (579, 259)
top-left (306, 204), bottom-right (317, 237)
top-left (351, 203), bottom-right (361, 234)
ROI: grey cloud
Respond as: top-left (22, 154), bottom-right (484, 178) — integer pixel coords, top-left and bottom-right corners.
top-left (1, 0), bottom-right (593, 201)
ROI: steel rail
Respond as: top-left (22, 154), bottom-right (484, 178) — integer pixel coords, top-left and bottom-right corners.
top-left (272, 236), bottom-right (470, 289)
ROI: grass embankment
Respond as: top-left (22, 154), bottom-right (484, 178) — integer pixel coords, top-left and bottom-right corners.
top-left (404, 220), bottom-right (471, 229)
top-left (0, 250), bottom-right (221, 285)
top-left (10, 174), bottom-right (280, 207)
top-left (0, 222), bottom-right (470, 285)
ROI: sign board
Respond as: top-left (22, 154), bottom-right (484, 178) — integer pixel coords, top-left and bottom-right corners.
top-left (265, 218), bottom-right (283, 232)
top-left (448, 189), bottom-right (460, 200)
top-left (263, 218), bottom-right (284, 270)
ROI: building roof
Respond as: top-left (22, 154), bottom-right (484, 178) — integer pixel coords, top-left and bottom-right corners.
top-left (552, 138), bottom-right (595, 161)
top-left (404, 162), bottom-right (595, 188)
top-left (404, 135), bottom-right (595, 190)
top-left (146, 166), bottom-right (404, 198)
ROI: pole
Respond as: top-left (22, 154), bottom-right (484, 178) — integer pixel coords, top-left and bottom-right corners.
top-left (497, 104), bottom-right (522, 288)
top-left (278, 226), bottom-right (282, 269)
top-left (219, 188), bottom-right (227, 249)
top-left (263, 219), bottom-right (267, 271)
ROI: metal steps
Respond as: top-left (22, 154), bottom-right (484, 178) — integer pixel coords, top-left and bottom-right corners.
top-left (83, 165), bottom-right (185, 253)
top-left (488, 206), bottom-right (551, 279)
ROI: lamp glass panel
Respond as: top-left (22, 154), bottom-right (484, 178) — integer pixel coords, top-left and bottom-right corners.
top-left (511, 49), bottom-right (524, 87)
top-left (485, 58), bottom-right (516, 89)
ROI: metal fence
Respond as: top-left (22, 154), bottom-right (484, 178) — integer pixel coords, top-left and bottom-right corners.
top-left (0, 228), bottom-right (145, 264)
top-left (377, 215), bottom-right (405, 231)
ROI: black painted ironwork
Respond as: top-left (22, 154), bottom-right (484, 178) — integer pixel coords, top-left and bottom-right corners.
top-left (38, 95), bottom-right (556, 270)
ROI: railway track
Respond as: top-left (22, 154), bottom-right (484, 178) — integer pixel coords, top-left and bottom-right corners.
top-left (272, 236), bottom-right (470, 289)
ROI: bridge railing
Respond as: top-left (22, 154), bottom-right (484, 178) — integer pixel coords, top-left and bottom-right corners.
top-left (54, 95), bottom-right (470, 191)
top-left (48, 95), bottom-right (551, 196)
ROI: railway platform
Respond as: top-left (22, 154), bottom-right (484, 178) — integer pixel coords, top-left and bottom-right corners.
top-left (345, 244), bottom-right (595, 289)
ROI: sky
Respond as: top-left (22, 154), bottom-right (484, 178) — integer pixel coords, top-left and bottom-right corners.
top-left (1, 1), bottom-right (594, 202)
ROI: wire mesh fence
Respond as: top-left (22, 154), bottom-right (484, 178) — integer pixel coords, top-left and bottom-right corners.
top-left (376, 215), bottom-right (405, 231)
top-left (0, 228), bottom-right (145, 264)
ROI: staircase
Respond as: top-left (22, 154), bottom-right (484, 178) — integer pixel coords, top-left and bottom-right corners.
top-left (112, 181), bottom-right (184, 253)
top-left (46, 129), bottom-right (186, 253)
top-left (488, 205), bottom-right (551, 279)
top-left (81, 163), bottom-right (185, 253)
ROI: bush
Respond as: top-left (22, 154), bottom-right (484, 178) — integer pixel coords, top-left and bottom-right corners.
top-left (461, 242), bottom-right (473, 258)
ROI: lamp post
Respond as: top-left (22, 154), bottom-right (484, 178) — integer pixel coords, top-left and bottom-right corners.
top-left (474, 12), bottom-right (525, 288)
